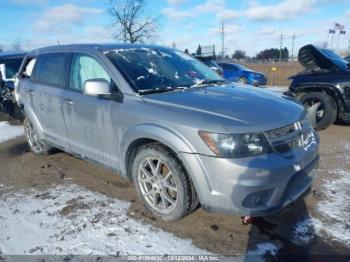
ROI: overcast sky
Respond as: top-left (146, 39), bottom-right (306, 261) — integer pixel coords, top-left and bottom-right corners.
top-left (0, 0), bottom-right (349, 56)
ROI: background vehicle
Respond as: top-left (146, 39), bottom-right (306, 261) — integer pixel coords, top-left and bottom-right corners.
top-left (344, 55), bottom-right (350, 62)
top-left (16, 44), bottom-right (319, 222)
top-left (0, 51), bottom-right (26, 118)
top-left (289, 44), bottom-right (350, 130)
top-left (195, 55), bottom-right (223, 76)
top-left (218, 62), bottom-right (267, 86)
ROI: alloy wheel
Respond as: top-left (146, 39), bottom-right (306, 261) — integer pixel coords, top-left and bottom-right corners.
top-left (137, 157), bottom-right (178, 214)
top-left (304, 98), bottom-right (324, 123)
top-left (24, 120), bottom-right (44, 154)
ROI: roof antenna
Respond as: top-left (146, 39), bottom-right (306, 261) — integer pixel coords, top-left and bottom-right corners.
top-left (57, 40), bottom-right (61, 46)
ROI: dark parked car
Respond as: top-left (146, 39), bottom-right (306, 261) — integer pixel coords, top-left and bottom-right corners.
top-left (0, 51), bottom-right (26, 117)
top-left (195, 55), bottom-right (223, 76)
top-left (288, 44), bottom-right (350, 130)
top-left (218, 62), bottom-right (267, 86)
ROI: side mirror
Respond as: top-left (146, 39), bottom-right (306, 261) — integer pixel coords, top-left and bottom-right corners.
top-left (83, 78), bottom-right (110, 97)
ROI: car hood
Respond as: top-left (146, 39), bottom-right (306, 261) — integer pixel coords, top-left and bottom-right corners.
top-left (298, 44), bottom-right (349, 71)
top-left (143, 84), bottom-right (304, 132)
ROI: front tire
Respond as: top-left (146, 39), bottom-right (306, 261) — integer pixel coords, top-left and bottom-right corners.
top-left (298, 92), bottom-right (337, 130)
top-left (24, 118), bottom-right (52, 155)
top-left (132, 144), bottom-right (192, 221)
top-left (238, 77), bottom-right (248, 85)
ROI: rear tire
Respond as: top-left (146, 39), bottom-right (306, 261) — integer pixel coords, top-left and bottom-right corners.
top-left (24, 118), bottom-right (52, 155)
top-left (298, 92), bottom-right (337, 130)
top-left (132, 144), bottom-right (192, 221)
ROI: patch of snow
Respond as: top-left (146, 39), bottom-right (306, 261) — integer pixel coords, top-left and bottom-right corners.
top-left (246, 242), bottom-right (279, 261)
top-left (291, 216), bottom-right (320, 245)
top-left (314, 168), bottom-right (350, 245)
top-left (291, 169), bottom-right (350, 247)
top-left (0, 122), bottom-right (23, 143)
top-left (148, 68), bottom-right (156, 74)
top-left (0, 184), bottom-right (210, 255)
top-left (136, 75), bottom-right (145, 81)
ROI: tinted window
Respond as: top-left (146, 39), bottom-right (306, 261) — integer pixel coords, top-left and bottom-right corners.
top-left (69, 54), bottom-right (111, 92)
top-left (35, 53), bottom-right (67, 87)
top-left (229, 64), bottom-right (240, 71)
top-left (105, 48), bottom-right (223, 92)
top-left (4, 58), bottom-right (23, 79)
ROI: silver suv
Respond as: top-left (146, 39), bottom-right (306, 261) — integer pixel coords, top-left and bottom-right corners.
top-left (15, 44), bottom-right (319, 221)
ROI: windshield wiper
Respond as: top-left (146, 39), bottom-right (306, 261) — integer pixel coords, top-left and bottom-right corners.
top-left (138, 86), bottom-right (188, 95)
top-left (190, 79), bottom-right (226, 88)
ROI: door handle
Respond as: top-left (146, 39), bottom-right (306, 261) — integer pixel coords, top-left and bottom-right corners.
top-left (63, 99), bottom-right (74, 105)
top-left (26, 90), bottom-right (35, 95)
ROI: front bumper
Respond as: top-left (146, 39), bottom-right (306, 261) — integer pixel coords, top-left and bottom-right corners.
top-left (179, 141), bottom-right (319, 216)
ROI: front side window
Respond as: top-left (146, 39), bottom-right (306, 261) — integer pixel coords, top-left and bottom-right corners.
top-left (69, 54), bottom-right (111, 92)
top-left (35, 53), bottom-right (67, 87)
top-left (105, 48), bottom-right (223, 93)
top-left (226, 64), bottom-right (239, 71)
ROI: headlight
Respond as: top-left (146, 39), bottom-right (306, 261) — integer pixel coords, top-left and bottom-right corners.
top-left (199, 131), bottom-right (272, 158)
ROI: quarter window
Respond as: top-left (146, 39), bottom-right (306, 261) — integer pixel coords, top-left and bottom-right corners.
top-left (69, 54), bottom-right (111, 92)
top-left (35, 53), bottom-right (67, 87)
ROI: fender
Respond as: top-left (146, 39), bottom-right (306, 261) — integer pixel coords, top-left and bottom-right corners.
top-left (292, 83), bottom-right (346, 114)
top-left (120, 123), bottom-right (196, 174)
top-left (119, 123), bottom-right (212, 203)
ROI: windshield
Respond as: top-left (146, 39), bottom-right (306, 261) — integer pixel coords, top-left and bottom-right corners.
top-left (105, 48), bottom-right (224, 93)
top-left (4, 58), bottom-right (23, 79)
top-left (206, 60), bottom-right (221, 69)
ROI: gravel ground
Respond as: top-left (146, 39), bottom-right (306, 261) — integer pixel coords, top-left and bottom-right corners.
top-left (0, 113), bottom-right (349, 259)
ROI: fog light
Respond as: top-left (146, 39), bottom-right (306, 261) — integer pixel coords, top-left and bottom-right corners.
top-left (242, 189), bottom-right (274, 208)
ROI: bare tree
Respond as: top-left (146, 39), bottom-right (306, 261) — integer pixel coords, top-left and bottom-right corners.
top-left (10, 38), bottom-right (23, 52)
top-left (109, 0), bottom-right (159, 43)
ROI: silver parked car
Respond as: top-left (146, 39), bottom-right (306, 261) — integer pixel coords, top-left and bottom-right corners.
top-left (15, 44), bottom-right (319, 221)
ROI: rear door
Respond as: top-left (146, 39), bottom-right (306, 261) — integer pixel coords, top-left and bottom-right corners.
top-left (30, 53), bottom-right (70, 149)
top-left (63, 52), bottom-right (121, 169)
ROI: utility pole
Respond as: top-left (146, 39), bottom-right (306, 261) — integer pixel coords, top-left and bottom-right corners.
top-left (336, 31), bottom-right (341, 54)
top-left (279, 32), bottom-right (283, 62)
top-left (291, 33), bottom-right (295, 60)
top-left (221, 23), bottom-right (225, 58)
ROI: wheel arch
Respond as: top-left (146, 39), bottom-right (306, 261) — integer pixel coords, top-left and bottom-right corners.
top-left (121, 125), bottom-right (203, 206)
top-left (120, 124), bottom-right (196, 181)
top-left (295, 84), bottom-right (345, 114)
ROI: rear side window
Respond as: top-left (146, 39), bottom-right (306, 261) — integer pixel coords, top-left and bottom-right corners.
top-left (35, 53), bottom-right (67, 87)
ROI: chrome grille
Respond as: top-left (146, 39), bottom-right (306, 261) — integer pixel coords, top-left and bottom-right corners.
top-left (265, 123), bottom-right (297, 139)
top-left (264, 119), bottom-right (315, 154)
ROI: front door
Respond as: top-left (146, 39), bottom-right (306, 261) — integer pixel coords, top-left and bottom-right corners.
top-left (63, 53), bottom-right (121, 170)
